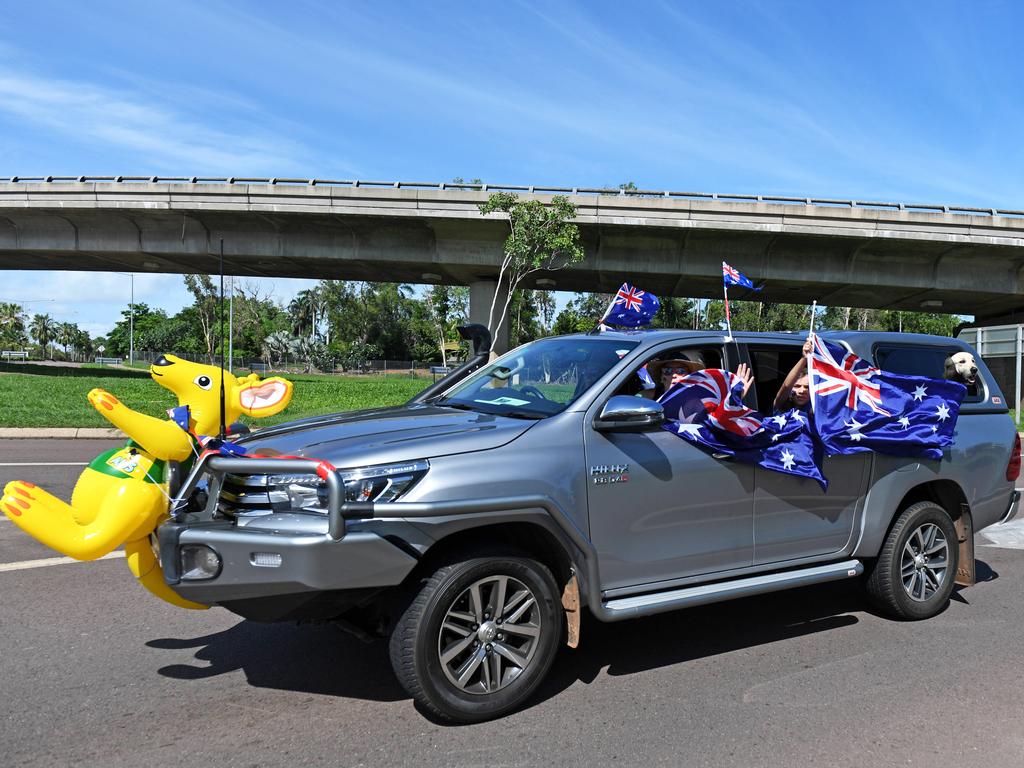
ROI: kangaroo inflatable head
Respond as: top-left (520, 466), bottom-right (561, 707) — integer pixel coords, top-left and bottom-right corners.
top-left (150, 354), bottom-right (293, 433)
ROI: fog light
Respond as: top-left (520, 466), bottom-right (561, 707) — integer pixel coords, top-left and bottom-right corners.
top-left (180, 545), bottom-right (221, 581)
top-left (250, 551), bottom-right (282, 568)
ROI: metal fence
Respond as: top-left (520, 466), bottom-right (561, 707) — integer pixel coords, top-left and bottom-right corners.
top-left (957, 324), bottom-right (1023, 424)
top-left (129, 349), bottom-right (436, 375)
top-left (3, 175), bottom-right (1023, 219)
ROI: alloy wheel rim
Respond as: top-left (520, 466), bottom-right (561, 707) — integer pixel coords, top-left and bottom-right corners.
top-left (900, 522), bottom-right (949, 602)
top-left (437, 574), bottom-right (542, 695)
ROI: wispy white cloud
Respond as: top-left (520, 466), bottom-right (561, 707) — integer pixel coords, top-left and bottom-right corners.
top-left (0, 67), bottom-right (310, 175)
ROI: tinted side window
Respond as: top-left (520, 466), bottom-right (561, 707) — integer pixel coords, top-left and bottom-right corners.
top-left (748, 345), bottom-right (803, 412)
top-left (874, 345), bottom-right (981, 400)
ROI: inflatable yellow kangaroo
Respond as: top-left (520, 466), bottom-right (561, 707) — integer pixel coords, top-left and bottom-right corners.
top-left (1, 355), bottom-right (293, 609)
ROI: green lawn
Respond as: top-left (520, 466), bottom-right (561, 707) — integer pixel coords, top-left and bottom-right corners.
top-left (0, 364), bottom-right (430, 428)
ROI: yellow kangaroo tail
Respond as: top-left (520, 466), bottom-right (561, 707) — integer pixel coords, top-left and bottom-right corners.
top-left (124, 538), bottom-right (208, 611)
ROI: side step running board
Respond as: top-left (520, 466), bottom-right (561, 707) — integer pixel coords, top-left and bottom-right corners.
top-left (601, 559), bottom-right (863, 621)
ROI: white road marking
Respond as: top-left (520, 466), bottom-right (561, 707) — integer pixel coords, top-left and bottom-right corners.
top-left (0, 462), bottom-right (88, 467)
top-left (0, 550), bottom-right (124, 572)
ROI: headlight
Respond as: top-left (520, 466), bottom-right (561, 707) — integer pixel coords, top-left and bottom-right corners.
top-left (266, 459), bottom-right (429, 513)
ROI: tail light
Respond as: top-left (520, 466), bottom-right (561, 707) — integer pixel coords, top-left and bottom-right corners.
top-left (1007, 433), bottom-right (1021, 482)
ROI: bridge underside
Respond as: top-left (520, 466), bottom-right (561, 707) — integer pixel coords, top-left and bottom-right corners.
top-left (2, 193), bottom-right (1024, 324)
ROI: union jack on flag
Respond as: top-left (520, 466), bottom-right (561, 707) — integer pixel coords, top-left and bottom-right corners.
top-left (809, 335), bottom-right (890, 417)
top-left (662, 369), bottom-right (762, 437)
top-left (722, 262), bottom-right (760, 291)
top-left (602, 282), bottom-right (660, 327)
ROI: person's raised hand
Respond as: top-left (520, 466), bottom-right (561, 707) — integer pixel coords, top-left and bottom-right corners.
top-left (735, 362), bottom-right (755, 398)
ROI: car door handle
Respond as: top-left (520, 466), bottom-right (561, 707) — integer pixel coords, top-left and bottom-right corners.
top-left (712, 452), bottom-right (731, 460)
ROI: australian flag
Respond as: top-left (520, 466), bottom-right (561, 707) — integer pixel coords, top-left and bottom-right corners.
top-left (808, 336), bottom-right (966, 460)
top-left (722, 261), bottom-right (761, 291)
top-left (603, 283), bottom-right (660, 327)
top-left (659, 370), bottom-right (826, 488)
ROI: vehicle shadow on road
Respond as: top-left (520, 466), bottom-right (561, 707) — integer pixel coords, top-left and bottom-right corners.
top-left (536, 579), bottom-right (865, 702)
top-left (146, 561), bottom-right (999, 721)
top-left (149, 621), bottom-right (407, 702)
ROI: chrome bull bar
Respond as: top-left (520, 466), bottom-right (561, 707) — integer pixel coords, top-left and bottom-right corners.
top-left (170, 454), bottom-right (347, 540)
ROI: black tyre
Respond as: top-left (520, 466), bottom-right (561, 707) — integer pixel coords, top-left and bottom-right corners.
top-left (389, 551), bottom-right (563, 723)
top-left (865, 501), bottom-right (959, 620)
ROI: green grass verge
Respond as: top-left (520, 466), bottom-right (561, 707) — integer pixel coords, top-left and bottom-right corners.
top-left (0, 367), bottom-right (430, 428)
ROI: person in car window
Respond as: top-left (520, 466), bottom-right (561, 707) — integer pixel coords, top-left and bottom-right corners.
top-left (773, 339), bottom-right (813, 413)
top-left (642, 355), bottom-right (704, 400)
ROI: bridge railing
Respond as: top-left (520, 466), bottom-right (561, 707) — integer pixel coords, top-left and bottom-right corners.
top-left (2, 176), bottom-right (1021, 219)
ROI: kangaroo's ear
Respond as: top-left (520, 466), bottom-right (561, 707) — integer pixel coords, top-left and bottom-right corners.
top-left (235, 377), bottom-right (293, 418)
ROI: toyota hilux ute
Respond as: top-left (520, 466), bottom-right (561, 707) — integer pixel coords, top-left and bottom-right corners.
top-left (157, 327), bottom-right (1021, 722)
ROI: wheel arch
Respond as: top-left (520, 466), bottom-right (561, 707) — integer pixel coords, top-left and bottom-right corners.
top-left (399, 516), bottom-right (584, 646)
top-left (859, 478), bottom-right (975, 587)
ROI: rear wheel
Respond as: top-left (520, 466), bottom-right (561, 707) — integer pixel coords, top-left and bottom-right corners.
top-left (865, 501), bottom-right (959, 620)
top-left (389, 552), bottom-right (563, 722)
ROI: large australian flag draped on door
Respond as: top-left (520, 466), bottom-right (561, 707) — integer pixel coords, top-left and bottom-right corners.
top-left (658, 370), bottom-right (827, 489)
top-left (808, 336), bottom-right (967, 459)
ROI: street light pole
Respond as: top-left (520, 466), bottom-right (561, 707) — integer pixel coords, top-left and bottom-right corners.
top-left (129, 273), bottom-right (135, 366)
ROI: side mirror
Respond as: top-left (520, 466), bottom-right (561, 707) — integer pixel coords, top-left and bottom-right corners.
top-left (593, 396), bottom-right (665, 432)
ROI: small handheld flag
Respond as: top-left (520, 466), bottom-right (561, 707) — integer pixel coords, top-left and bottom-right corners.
top-left (722, 262), bottom-right (760, 291)
top-left (601, 283), bottom-right (660, 328)
top-left (721, 262), bottom-right (761, 341)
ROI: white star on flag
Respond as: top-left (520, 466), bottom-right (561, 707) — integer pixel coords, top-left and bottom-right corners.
top-left (789, 411), bottom-right (806, 424)
top-left (936, 403), bottom-right (950, 421)
top-left (898, 416), bottom-right (911, 429)
top-left (912, 385), bottom-right (928, 402)
top-left (932, 425), bottom-right (939, 433)
top-left (675, 423), bottom-right (704, 437)
top-left (845, 418), bottom-right (864, 442)
top-left (771, 414), bottom-right (788, 428)
top-left (771, 433), bottom-right (781, 442)
top-left (780, 448), bottom-right (796, 470)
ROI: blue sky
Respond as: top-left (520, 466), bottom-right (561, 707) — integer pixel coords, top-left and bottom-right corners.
top-left (1, 0), bottom-right (1020, 335)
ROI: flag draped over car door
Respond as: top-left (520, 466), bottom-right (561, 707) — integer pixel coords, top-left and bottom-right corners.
top-left (659, 370), bottom-right (827, 489)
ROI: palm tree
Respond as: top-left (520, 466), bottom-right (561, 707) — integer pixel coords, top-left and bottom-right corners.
top-left (288, 288), bottom-right (325, 341)
top-left (0, 302), bottom-right (27, 345)
top-left (56, 322), bottom-right (77, 358)
top-left (262, 331), bottom-right (297, 369)
top-left (71, 327), bottom-right (93, 362)
top-left (29, 314), bottom-right (56, 359)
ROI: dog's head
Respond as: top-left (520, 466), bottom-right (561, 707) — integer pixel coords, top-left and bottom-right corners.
top-left (944, 351), bottom-right (978, 385)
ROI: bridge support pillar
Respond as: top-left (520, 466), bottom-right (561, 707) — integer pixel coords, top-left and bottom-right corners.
top-left (469, 279), bottom-right (510, 356)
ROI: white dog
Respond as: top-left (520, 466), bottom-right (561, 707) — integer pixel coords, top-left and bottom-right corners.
top-left (944, 351), bottom-right (978, 386)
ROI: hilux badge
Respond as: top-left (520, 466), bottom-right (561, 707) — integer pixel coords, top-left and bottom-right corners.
top-left (590, 464), bottom-right (629, 485)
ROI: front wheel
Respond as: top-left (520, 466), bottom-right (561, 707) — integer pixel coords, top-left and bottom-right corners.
top-left (389, 552), bottom-right (563, 722)
top-left (865, 501), bottom-right (959, 620)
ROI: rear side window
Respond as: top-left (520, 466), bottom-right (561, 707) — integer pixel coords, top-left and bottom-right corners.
top-left (874, 345), bottom-right (982, 401)
top-left (747, 345), bottom-right (803, 412)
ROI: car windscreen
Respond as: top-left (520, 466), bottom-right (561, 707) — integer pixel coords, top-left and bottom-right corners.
top-left (438, 337), bottom-right (639, 418)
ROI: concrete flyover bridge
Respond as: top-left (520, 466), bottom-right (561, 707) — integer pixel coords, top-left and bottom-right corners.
top-left (2, 176), bottom-right (1024, 351)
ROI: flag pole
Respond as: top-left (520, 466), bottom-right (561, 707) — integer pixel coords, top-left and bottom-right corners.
top-left (590, 289), bottom-right (622, 334)
top-left (723, 283), bottom-right (733, 342)
top-left (807, 299), bottom-right (817, 414)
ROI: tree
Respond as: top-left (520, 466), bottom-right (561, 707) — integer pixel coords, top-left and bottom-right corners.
top-left (55, 321), bottom-right (78, 358)
top-left (478, 193), bottom-right (585, 350)
top-left (289, 287), bottom-right (326, 341)
top-left (29, 313), bottom-right (55, 359)
top-left (552, 292), bottom-right (613, 335)
top-left (183, 274), bottom-right (220, 362)
top-left (0, 302), bottom-right (27, 347)
top-left (262, 331), bottom-right (297, 368)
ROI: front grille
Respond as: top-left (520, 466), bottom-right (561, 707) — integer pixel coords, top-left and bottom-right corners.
top-left (217, 473), bottom-right (324, 518)
top-left (218, 474), bottom-right (281, 517)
